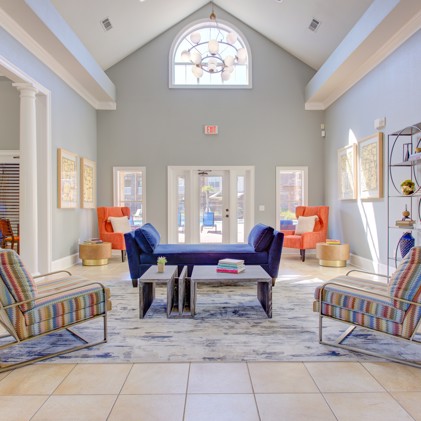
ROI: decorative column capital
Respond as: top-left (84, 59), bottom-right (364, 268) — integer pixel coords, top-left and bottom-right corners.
top-left (12, 82), bottom-right (38, 96)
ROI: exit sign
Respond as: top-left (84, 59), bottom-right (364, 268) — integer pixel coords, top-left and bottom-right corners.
top-left (204, 125), bottom-right (218, 135)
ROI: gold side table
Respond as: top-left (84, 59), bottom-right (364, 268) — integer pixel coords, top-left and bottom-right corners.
top-left (316, 242), bottom-right (350, 267)
top-left (79, 242), bottom-right (112, 266)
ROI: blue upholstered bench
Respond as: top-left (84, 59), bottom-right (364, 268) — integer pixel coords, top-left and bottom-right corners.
top-left (124, 223), bottom-right (284, 287)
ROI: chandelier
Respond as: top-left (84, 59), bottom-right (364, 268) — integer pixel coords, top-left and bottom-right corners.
top-left (180, 3), bottom-right (247, 81)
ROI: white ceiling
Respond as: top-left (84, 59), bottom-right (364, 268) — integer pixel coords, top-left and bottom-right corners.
top-left (51, 0), bottom-right (374, 71)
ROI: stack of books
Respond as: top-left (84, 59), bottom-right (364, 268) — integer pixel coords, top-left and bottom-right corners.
top-left (396, 219), bottom-right (415, 228)
top-left (326, 239), bottom-right (341, 245)
top-left (217, 258), bottom-right (245, 273)
top-left (83, 238), bottom-right (103, 244)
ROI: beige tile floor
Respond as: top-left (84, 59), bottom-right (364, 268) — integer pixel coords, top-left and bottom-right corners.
top-left (0, 254), bottom-right (420, 421)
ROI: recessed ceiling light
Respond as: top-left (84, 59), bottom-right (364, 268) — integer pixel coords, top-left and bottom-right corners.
top-left (275, 0), bottom-right (284, 3)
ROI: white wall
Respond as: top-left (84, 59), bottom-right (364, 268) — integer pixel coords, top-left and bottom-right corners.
top-left (0, 78), bottom-right (19, 149)
top-left (97, 5), bottom-right (325, 241)
top-left (0, 27), bottom-right (98, 262)
top-left (325, 28), bottom-right (421, 266)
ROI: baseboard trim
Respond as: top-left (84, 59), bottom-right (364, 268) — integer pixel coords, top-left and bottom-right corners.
top-left (51, 253), bottom-right (79, 272)
top-left (349, 253), bottom-right (390, 275)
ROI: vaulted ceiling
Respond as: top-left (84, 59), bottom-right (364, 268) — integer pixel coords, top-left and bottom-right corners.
top-left (50, 0), bottom-right (373, 71)
top-left (1, 0), bottom-right (421, 110)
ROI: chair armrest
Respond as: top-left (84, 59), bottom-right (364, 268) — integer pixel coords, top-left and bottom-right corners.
top-left (345, 269), bottom-right (389, 279)
top-left (3, 281), bottom-right (110, 310)
top-left (33, 270), bottom-right (72, 279)
top-left (318, 281), bottom-right (420, 308)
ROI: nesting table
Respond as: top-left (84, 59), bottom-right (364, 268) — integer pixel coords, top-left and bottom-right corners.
top-left (189, 265), bottom-right (272, 318)
top-left (79, 242), bottom-right (112, 266)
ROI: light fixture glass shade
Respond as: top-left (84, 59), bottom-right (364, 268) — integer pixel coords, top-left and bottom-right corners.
top-left (226, 32), bottom-right (238, 44)
top-left (192, 65), bottom-right (203, 78)
top-left (208, 39), bottom-right (219, 54)
top-left (191, 51), bottom-right (202, 65)
top-left (226, 65), bottom-right (235, 73)
top-left (237, 48), bottom-right (247, 64)
top-left (190, 32), bottom-right (201, 44)
top-left (207, 57), bottom-right (218, 72)
top-left (181, 50), bottom-right (190, 62)
top-left (224, 55), bottom-right (235, 66)
top-left (221, 70), bottom-right (231, 81)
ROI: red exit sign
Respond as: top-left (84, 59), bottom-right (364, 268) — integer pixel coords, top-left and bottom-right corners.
top-left (204, 125), bottom-right (218, 135)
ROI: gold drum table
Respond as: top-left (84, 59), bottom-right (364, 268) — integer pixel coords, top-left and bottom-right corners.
top-left (79, 242), bottom-right (112, 266)
top-left (316, 242), bottom-right (350, 267)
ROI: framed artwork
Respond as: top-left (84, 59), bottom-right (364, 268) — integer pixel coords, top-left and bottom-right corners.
top-left (358, 132), bottom-right (383, 200)
top-left (80, 157), bottom-right (96, 209)
top-left (338, 144), bottom-right (357, 200)
top-left (57, 148), bottom-right (78, 208)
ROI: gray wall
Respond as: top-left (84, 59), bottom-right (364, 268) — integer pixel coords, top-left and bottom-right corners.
top-left (0, 27), bottom-right (98, 261)
top-left (0, 79), bottom-right (19, 150)
top-left (325, 28), bottom-right (421, 266)
top-left (98, 5), bottom-right (325, 241)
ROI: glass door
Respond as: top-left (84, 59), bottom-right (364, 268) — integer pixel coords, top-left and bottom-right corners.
top-left (168, 166), bottom-right (254, 244)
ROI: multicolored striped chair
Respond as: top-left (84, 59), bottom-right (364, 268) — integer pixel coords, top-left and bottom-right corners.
top-left (0, 249), bottom-right (111, 372)
top-left (314, 246), bottom-right (421, 367)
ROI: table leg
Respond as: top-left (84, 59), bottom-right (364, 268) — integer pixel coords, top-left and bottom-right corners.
top-left (190, 279), bottom-right (197, 317)
top-left (139, 282), bottom-right (154, 318)
top-left (257, 281), bottom-right (272, 318)
top-left (166, 276), bottom-right (175, 317)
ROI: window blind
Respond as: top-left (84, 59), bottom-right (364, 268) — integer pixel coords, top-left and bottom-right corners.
top-left (0, 162), bottom-right (20, 235)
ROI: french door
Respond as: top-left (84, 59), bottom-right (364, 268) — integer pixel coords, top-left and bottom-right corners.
top-left (168, 166), bottom-right (254, 244)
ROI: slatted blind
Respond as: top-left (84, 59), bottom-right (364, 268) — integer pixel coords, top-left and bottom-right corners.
top-left (0, 160), bottom-right (20, 235)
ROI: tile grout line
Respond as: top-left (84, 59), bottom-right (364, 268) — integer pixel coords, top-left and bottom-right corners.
top-left (246, 361), bottom-right (262, 421)
top-left (182, 362), bottom-right (191, 421)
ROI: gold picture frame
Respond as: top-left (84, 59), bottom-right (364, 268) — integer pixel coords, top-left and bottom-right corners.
top-left (57, 148), bottom-right (78, 208)
top-left (358, 132), bottom-right (383, 200)
top-left (80, 157), bottom-right (96, 209)
top-left (338, 144), bottom-right (357, 200)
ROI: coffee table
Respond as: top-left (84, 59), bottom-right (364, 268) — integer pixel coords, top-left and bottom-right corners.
top-left (189, 265), bottom-right (272, 318)
top-left (138, 265), bottom-right (178, 318)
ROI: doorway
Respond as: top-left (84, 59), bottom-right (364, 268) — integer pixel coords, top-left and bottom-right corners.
top-left (168, 166), bottom-right (254, 244)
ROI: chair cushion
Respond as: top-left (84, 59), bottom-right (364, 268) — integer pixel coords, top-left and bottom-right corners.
top-left (295, 215), bottom-right (318, 234)
top-left (135, 223), bottom-right (161, 253)
top-left (248, 224), bottom-right (274, 252)
top-left (389, 246), bottom-right (421, 311)
top-left (0, 249), bottom-right (37, 311)
top-left (315, 277), bottom-right (405, 323)
top-left (108, 216), bottom-right (132, 233)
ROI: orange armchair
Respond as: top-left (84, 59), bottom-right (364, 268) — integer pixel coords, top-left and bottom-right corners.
top-left (280, 206), bottom-right (329, 262)
top-left (97, 207), bottom-right (131, 262)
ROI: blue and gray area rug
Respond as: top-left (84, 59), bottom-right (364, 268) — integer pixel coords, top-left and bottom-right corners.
top-left (2, 276), bottom-right (420, 364)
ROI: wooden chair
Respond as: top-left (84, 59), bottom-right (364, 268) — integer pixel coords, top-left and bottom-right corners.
top-left (0, 218), bottom-right (19, 254)
top-left (0, 249), bottom-right (111, 372)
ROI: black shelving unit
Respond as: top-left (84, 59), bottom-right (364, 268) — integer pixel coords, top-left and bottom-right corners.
top-left (387, 123), bottom-right (421, 277)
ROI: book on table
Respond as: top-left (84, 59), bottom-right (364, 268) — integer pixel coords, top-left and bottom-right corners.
top-left (326, 239), bottom-right (341, 245)
top-left (217, 258), bottom-right (245, 273)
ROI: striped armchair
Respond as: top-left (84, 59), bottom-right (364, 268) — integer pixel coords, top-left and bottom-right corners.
top-left (0, 249), bottom-right (111, 372)
top-left (314, 246), bottom-right (421, 367)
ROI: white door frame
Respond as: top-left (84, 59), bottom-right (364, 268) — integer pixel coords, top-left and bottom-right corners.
top-left (168, 166), bottom-right (254, 243)
top-left (0, 55), bottom-right (52, 274)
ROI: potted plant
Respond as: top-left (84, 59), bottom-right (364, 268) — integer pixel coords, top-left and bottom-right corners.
top-left (157, 256), bottom-right (167, 273)
top-left (400, 179), bottom-right (415, 195)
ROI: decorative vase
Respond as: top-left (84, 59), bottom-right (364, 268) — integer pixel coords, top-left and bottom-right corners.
top-left (399, 231), bottom-right (415, 258)
top-left (157, 263), bottom-right (165, 273)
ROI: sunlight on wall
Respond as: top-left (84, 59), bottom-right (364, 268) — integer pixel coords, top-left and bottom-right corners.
top-left (348, 128), bottom-right (380, 265)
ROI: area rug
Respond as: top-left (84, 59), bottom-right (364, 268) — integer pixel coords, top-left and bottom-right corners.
top-left (2, 275), bottom-right (421, 364)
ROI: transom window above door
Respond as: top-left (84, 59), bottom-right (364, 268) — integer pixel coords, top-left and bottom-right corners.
top-left (170, 6), bottom-right (251, 88)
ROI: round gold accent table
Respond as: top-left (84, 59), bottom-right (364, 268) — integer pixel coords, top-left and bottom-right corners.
top-left (316, 242), bottom-right (350, 267)
top-left (79, 242), bottom-right (112, 266)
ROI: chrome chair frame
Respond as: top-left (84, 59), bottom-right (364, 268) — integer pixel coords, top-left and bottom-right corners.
top-left (0, 271), bottom-right (108, 373)
top-left (318, 280), bottom-right (421, 368)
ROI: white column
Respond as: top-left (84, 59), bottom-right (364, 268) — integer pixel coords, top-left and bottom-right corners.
top-left (13, 83), bottom-right (38, 274)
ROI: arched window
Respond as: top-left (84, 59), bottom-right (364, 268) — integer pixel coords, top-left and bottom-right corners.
top-left (170, 16), bottom-right (251, 88)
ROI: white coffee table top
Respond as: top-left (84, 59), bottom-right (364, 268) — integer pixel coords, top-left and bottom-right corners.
top-left (191, 265), bottom-right (271, 281)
